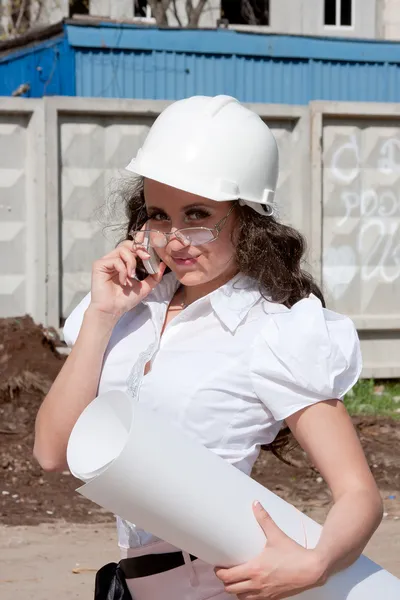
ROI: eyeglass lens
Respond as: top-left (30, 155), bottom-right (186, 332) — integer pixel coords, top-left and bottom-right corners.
top-left (131, 228), bottom-right (216, 248)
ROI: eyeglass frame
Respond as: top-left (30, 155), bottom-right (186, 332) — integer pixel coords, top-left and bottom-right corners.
top-left (129, 204), bottom-right (236, 248)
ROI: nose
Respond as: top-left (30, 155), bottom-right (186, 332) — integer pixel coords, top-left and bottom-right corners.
top-left (167, 229), bottom-right (191, 250)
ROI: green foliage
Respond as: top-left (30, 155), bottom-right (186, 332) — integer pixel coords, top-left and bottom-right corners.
top-left (344, 379), bottom-right (400, 419)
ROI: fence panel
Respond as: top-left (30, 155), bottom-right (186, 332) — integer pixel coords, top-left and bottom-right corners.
top-left (0, 98), bottom-right (46, 324)
top-left (312, 101), bottom-right (400, 377)
top-left (0, 97), bottom-right (398, 376)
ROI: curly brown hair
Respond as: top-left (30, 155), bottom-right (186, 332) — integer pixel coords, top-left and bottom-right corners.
top-left (112, 176), bottom-right (325, 459)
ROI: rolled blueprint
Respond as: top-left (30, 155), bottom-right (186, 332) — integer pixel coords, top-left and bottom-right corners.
top-left (67, 390), bottom-right (400, 599)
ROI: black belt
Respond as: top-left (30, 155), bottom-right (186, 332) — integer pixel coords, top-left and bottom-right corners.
top-left (119, 551), bottom-right (198, 579)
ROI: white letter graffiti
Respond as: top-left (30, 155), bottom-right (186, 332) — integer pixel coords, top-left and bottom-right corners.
top-left (358, 219), bottom-right (400, 283)
top-left (338, 191), bottom-right (359, 227)
top-left (378, 190), bottom-right (398, 217)
top-left (338, 189), bottom-right (399, 228)
top-left (329, 134), bottom-right (400, 287)
top-left (331, 134), bottom-right (360, 183)
top-left (378, 138), bottom-right (400, 174)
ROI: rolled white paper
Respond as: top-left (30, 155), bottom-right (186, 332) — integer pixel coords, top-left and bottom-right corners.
top-left (67, 390), bottom-right (400, 599)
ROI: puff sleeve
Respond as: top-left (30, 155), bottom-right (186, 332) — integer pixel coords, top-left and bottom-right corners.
top-left (62, 293), bottom-right (91, 347)
top-left (250, 295), bottom-right (362, 421)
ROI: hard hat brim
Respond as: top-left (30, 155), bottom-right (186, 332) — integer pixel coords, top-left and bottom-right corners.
top-left (126, 158), bottom-right (241, 203)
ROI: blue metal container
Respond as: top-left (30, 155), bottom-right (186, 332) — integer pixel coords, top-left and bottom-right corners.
top-left (1, 20), bottom-right (400, 103)
top-left (0, 26), bottom-right (75, 97)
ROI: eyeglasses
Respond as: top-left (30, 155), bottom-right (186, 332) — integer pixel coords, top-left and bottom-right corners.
top-left (129, 205), bottom-right (235, 249)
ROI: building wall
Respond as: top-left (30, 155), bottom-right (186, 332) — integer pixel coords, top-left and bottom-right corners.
top-left (0, 0), bottom-right (8, 35)
top-left (229, 0), bottom-right (400, 41)
top-left (0, 0), bottom-right (68, 35)
top-left (90, 0), bottom-right (221, 26)
top-left (90, 0), bottom-right (134, 20)
top-left (381, 0), bottom-right (400, 40)
top-left (32, 0), bottom-right (69, 25)
top-left (3, 1), bottom-right (398, 41)
top-left (266, 0), bottom-right (377, 39)
top-left (167, 0), bottom-right (220, 27)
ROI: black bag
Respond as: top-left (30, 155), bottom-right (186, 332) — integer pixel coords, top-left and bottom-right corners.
top-left (94, 562), bottom-right (132, 600)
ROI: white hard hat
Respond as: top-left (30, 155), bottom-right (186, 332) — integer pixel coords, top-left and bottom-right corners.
top-left (126, 95), bottom-right (279, 216)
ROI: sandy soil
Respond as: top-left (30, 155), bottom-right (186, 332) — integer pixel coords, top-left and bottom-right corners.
top-left (1, 515), bottom-right (399, 600)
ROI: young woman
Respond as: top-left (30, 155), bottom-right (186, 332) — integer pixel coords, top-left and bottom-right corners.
top-left (34, 95), bottom-right (383, 600)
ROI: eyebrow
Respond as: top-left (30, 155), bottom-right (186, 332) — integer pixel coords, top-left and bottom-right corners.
top-left (146, 203), bottom-right (213, 212)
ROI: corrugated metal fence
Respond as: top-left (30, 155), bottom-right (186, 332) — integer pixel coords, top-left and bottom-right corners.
top-left (0, 96), bottom-right (399, 377)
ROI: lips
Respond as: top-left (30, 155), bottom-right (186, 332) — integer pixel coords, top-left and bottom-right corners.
top-left (172, 256), bottom-right (198, 266)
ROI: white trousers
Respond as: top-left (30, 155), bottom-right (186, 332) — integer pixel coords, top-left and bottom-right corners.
top-left (121, 541), bottom-right (236, 600)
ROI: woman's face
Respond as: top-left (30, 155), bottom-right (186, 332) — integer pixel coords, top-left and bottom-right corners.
top-left (143, 178), bottom-right (238, 287)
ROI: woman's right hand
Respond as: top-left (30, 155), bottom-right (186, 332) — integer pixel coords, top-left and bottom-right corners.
top-left (89, 240), bottom-right (166, 318)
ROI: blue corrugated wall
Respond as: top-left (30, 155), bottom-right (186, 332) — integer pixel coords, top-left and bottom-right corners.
top-left (1, 22), bottom-right (400, 104)
top-left (74, 52), bottom-right (400, 104)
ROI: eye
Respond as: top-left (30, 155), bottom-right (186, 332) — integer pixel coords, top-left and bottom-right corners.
top-left (185, 209), bottom-right (212, 221)
top-left (147, 211), bottom-right (169, 222)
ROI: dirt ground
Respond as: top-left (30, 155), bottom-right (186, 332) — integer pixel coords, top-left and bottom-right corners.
top-left (0, 316), bottom-right (399, 597)
top-left (0, 518), bottom-right (399, 600)
top-left (1, 315), bottom-right (399, 525)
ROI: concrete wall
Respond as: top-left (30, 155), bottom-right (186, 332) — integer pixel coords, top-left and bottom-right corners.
top-left (51, 98), bottom-right (310, 321)
top-left (0, 96), bottom-right (399, 378)
top-left (58, 106), bottom-right (157, 316)
top-left (311, 102), bottom-right (400, 378)
top-left (0, 99), bottom-right (46, 324)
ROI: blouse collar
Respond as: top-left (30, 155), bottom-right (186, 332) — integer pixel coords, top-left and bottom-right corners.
top-left (142, 271), bottom-right (288, 333)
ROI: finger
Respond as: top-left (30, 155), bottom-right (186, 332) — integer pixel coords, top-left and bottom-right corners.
top-left (224, 580), bottom-right (258, 595)
top-left (135, 248), bottom-right (151, 262)
top-left (117, 239), bottom-right (135, 250)
top-left (215, 563), bottom-right (254, 585)
top-left (153, 260), bottom-right (166, 282)
top-left (97, 256), bottom-right (129, 287)
top-left (119, 238), bottom-right (150, 258)
top-left (116, 241), bottom-right (145, 258)
top-left (117, 246), bottom-right (138, 279)
top-left (139, 262), bottom-right (166, 295)
top-left (253, 501), bottom-right (282, 542)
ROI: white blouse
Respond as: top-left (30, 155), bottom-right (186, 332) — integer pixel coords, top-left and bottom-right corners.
top-left (64, 272), bottom-right (362, 551)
